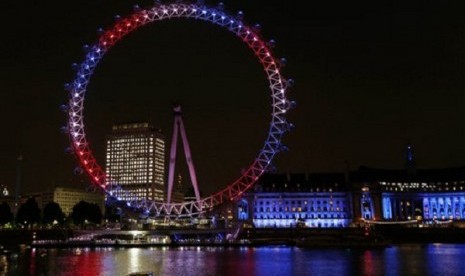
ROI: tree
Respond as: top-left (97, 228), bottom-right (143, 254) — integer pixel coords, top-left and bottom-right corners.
top-left (89, 203), bottom-right (103, 224)
top-left (43, 201), bottom-right (65, 225)
top-left (16, 197), bottom-right (41, 227)
top-left (104, 204), bottom-right (120, 222)
top-left (71, 201), bottom-right (102, 227)
top-left (0, 202), bottom-right (13, 225)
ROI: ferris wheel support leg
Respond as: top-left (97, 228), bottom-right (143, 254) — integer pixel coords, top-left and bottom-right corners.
top-left (178, 118), bottom-right (201, 203)
top-left (166, 116), bottom-right (180, 205)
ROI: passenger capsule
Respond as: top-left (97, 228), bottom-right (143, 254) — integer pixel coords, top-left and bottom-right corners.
top-left (236, 11), bottom-right (244, 20)
top-left (60, 126), bottom-right (69, 134)
top-left (268, 39), bottom-right (276, 48)
top-left (74, 167), bottom-right (84, 175)
top-left (287, 78), bottom-right (295, 88)
top-left (59, 104), bottom-right (69, 112)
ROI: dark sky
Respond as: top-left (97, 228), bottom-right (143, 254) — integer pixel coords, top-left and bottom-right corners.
top-left (0, 0), bottom-right (464, 195)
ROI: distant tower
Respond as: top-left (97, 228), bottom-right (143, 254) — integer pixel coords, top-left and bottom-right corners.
top-left (105, 122), bottom-right (165, 201)
top-left (405, 143), bottom-right (417, 176)
top-left (168, 173), bottom-right (185, 203)
top-left (176, 173), bottom-right (183, 194)
top-left (15, 155), bottom-right (23, 201)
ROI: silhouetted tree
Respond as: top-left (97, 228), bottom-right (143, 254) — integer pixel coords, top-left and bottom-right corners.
top-left (16, 198), bottom-right (41, 227)
top-left (71, 201), bottom-right (102, 227)
top-left (43, 201), bottom-right (65, 225)
top-left (0, 202), bottom-right (13, 225)
top-left (89, 203), bottom-right (103, 224)
top-left (104, 204), bottom-right (120, 222)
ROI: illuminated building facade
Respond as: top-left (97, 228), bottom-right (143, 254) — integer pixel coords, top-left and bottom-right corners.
top-left (351, 166), bottom-right (465, 222)
top-left (238, 145), bottom-right (465, 228)
top-left (239, 173), bottom-right (353, 228)
top-left (105, 123), bottom-right (165, 201)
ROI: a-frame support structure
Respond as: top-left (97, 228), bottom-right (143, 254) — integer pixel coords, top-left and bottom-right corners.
top-left (166, 105), bottom-right (201, 204)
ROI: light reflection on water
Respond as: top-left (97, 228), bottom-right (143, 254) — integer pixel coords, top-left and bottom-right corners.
top-left (4, 244), bottom-right (465, 276)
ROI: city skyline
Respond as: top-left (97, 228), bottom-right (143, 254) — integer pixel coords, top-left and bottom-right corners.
top-left (0, 0), bottom-right (464, 196)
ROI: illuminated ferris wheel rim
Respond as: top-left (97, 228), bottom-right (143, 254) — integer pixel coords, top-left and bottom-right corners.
top-left (65, 2), bottom-right (294, 217)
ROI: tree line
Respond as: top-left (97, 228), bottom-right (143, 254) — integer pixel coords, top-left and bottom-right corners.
top-left (0, 198), bottom-right (111, 229)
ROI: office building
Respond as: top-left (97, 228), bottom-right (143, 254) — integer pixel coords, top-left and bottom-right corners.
top-left (105, 122), bottom-right (165, 201)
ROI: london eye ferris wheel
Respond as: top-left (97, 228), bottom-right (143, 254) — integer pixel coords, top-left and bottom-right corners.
top-left (63, 1), bottom-right (295, 217)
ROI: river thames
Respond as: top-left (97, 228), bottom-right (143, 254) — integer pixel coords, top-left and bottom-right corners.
top-left (4, 244), bottom-right (465, 275)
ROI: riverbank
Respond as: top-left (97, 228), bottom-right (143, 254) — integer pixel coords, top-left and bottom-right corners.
top-left (3, 226), bottom-right (465, 249)
top-left (241, 226), bottom-right (465, 246)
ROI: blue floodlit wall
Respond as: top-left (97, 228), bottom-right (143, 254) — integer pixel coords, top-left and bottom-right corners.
top-left (247, 168), bottom-right (465, 226)
top-left (250, 192), bottom-right (352, 228)
top-left (245, 173), bottom-right (352, 228)
top-left (382, 192), bottom-right (465, 220)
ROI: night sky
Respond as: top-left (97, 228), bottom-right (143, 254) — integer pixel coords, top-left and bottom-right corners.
top-left (0, 1), bottom-right (464, 196)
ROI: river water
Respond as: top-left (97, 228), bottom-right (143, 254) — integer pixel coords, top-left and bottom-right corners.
top-left (3, 244), bottom-right (465, 275)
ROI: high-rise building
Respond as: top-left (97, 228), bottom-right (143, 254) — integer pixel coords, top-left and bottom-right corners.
top-left (105, 122), bottom-right (165, 201)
